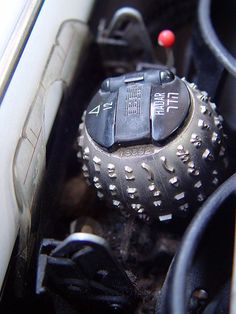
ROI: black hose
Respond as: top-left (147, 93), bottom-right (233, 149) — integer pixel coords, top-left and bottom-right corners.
top-left (161, 173), bottom-right (236, 314)
top-left (198, 0), bottom-right (236, 78)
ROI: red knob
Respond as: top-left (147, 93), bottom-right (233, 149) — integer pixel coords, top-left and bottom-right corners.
top-left (158, 30), bottom-right (176, 48)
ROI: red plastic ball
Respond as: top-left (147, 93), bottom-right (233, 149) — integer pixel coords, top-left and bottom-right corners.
top-left (158, 30), bottom-right (175, 48)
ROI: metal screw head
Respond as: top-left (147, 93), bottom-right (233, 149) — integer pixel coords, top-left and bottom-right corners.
top-left (189, 288), bottom-right (208, 311)
top-left (110, 303), bottom-right (123, 311)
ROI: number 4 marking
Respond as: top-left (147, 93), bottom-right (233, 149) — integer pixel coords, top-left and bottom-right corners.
top-left (88, 102), bottom-right (113, 116)
top-left (88, 105), bottom-right (101, 116)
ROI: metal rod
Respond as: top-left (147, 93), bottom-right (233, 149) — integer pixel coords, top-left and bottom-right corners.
top-left (0, 0), bottom-right (44, 102)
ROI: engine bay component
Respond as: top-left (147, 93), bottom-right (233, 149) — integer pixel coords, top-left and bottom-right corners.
top-left (78, 69), bottom-right (229, 222)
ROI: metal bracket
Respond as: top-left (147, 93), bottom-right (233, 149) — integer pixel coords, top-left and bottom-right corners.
top-left (97, 7), bottom-right (156, 73)
top-left (36, 233), bottom-right (137, 312)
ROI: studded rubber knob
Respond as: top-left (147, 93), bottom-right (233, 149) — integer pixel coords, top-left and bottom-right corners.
top-left (77, 69), bottom-right (229, 222)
